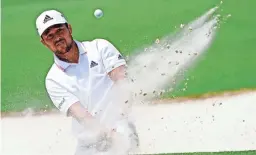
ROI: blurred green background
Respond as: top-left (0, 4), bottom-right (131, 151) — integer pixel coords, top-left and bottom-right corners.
top-left (2, 0), bottom-right (256, 112)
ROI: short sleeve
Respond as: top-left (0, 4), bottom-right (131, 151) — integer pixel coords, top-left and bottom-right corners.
top-left (96, 39), bottom-right (126, 73)
top-left (45, 79), bottom-right (79, 115)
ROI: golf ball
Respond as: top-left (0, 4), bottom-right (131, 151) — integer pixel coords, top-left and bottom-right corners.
top-left (94, 9), bottom-right (103, 18)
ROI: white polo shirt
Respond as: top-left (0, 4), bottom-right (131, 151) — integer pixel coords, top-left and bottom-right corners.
top-left (45, 39), bottom-right (127, 136)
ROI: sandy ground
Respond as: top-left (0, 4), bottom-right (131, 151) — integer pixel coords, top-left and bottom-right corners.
top-left (1, 91), bottom-right (256, 155)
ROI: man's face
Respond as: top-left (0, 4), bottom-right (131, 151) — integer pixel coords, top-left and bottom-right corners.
top-left (41, 23), bottom-right (73, 60)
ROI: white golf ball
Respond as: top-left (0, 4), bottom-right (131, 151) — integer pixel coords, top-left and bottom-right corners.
top-left (94, 9), bottom-right (103, 18)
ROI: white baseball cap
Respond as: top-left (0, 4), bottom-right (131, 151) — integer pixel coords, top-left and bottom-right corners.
top-left (36, 10), bottom-right (67, 36)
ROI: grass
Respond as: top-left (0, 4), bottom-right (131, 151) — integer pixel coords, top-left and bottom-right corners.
top-left (2, 0), bottom-right (256, 112)
top-left (2, 1), bottom-right (256, 154)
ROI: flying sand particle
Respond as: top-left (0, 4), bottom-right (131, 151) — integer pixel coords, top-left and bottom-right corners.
top-left (155, 38), bottom-right (160, 44)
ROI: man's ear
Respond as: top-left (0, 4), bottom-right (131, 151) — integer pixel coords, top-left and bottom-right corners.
top-left (40, 38), bottom-right (50, 49)
top-left (67, 24), bottom-right (72, 34)
top-left (40, 38), bottom-right (47, 46)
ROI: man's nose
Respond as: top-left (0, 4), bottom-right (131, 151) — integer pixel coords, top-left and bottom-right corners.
top-left (54, 37), bottom-right (62, 43)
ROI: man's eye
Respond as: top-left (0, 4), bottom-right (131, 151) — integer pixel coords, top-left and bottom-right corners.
top-left (47, 34), bottom-right (53, 39)
top-left (57, 28), bottom-right (63, 33)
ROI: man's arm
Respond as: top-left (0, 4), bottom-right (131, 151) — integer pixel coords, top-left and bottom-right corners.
top-left (96, 39), bottom-right (128, 82)
top-left (108, 65), bottom-right (127, 82)
top-left (67, 102), bottom-right (104, 134)
top-left (97, 39), bottom-right (134, 113)
top-left (46, 79), bottom-right (103, 134)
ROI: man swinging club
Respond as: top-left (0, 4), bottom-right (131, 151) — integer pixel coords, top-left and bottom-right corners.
top-left (36, 9), bottom-right (139, 155)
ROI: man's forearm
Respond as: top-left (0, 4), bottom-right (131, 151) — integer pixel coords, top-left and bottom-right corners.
top-left (108, 65), bottom-right (127, 82)
top-left (68, 102), bottom-right (102, 132)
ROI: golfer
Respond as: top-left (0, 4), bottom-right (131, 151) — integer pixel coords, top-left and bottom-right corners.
top-left (36, 9), bottom-right (139, 155)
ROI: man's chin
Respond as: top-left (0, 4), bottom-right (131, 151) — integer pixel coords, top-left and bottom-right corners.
top-left (55, 44), bottom-right (72, 56)
top-left (57, 47), bottom-right (69, 54)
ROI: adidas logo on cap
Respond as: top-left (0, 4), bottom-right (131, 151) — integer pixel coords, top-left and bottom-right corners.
top-left (36, 10), bottom-right (68, 36)
top-left (43, 15), bottom-right (53, 24)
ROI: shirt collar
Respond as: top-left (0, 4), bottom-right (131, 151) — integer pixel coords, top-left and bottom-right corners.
top-left (54, 40), bottom-right (86, 71)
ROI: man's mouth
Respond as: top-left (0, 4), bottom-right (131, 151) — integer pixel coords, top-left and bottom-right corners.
top-left (55, 40), bottom-right (65, 46)
top-left (55, 43), bottom-right (72, 55)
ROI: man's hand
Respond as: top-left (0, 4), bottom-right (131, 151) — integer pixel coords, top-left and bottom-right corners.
top-left (95, 130), bottom-right (113, 152)
top-left (68, 102), bottom-right (116, 151)
top-left (68, 102), bottom-right (106, 139)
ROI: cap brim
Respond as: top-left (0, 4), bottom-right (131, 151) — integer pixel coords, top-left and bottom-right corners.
top-left (39, 21), bottom-right (67, 36)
